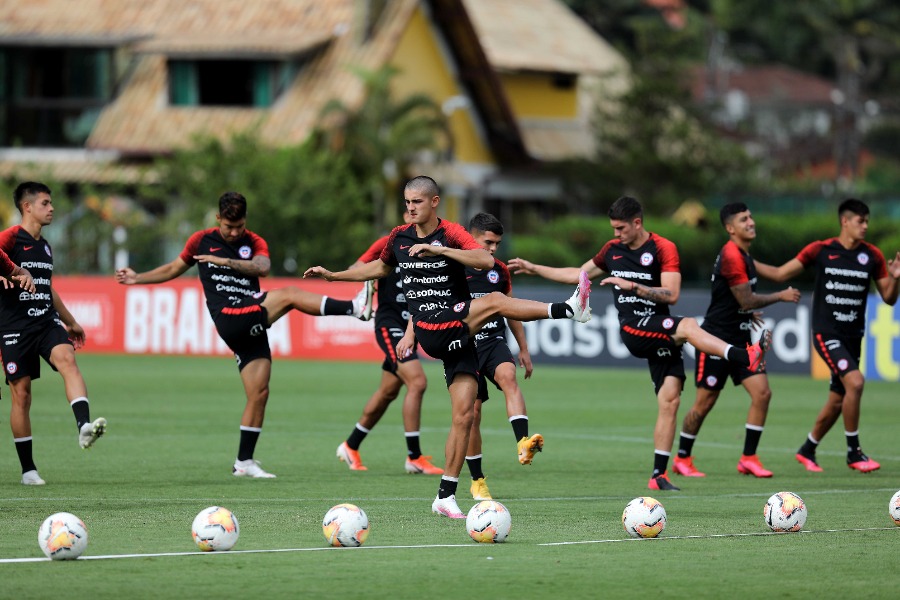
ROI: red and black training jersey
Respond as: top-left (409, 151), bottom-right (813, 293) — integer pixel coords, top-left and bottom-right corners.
top-left (466, 258), bottom-right (513, 343)
top-left (702, 240), bottom-right (756, 341)
top-left (592, 232), bottom-right (680, 324)
top-left (359, 235), bottom-right (408, 323)
top-left (179, 227), bottom-right (269, 318)
top-left (796, 238), bottom-right (887, 337)
top-left (0, 225), bottom-right (57, 332)
top-left (378, 219), bottom-right (482, 319)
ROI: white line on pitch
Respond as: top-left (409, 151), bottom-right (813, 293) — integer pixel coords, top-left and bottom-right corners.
top-left (539, 526), bottom-right (899, 546)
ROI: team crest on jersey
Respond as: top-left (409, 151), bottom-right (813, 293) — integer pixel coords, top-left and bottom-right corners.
top-left (662, 318), bottom-right (674, 330)
top-left (5, 362), bottom-right (17, 375)
top-left (44, 244), bottom-right (51, 257)
top-left (837, 358), bottom-right (849, 371)
top-left (238, 245), bottom-right (252, 259)
top-left (453, 302), bottom-right (466, 312)
top-left (705, 375), bottom-right (718, 387)
top-left (431, 240), bottom-right (444, 247)
top-left (487, 270), bottom-right (499, 284)
top-left (857, 253), bottom-right (869, 265)
top-left (640, 252), bottom-right (654, 266)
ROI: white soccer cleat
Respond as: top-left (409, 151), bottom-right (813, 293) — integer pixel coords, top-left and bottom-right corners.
top-left (21, 470), bottom-right (46, 486)
top-left (565, 271), bottom-right (592, 323)
top-left (79, 417), bottom-right (107, 449)
top-left (431, 494), bottom-right (466, 519)
top-left (232, 458), bottom-right (277, 478)
top-left (352, 280), bottom-right (375, 321)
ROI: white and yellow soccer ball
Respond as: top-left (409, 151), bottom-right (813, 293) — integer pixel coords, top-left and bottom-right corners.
top-left (38, 512), bottom-right (89, 560)
top-left (466, 500), bottom-right (512, 543)
top-left (191, 506), bottom-right (240, 551)
top-left (764, 491), bottom-right (807, 532)
top-left (322, 503), bottom-right (369, 547)
top-left (888, 490), bottom-right (900, 526)
top-left (622, 497), bottom-right (666, 538)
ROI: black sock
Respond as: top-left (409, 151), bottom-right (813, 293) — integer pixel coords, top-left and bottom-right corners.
top-left (347, 424), bottom-right (368, 450)
top-left (466, 456), bottom-right (484, 480)
top-left (237, 427), bottom-right (261, 462)
top-left (405, 433), bottom-right (422, 459)
top-left (510, 417), bottom-right (529, 441)
top-left (15, 438), bottom-right (37, 473)
top-left (798, 434), bottom-right (818, 457)
top-left (71, 398), bottom-right (90, 430)
top-left (322, 298), bottom-right (354, 316)
top-left (438, 477), bottom-right (459, 499)
top-left (677, 433), bottom-right (695, 458)
top-left (743, 426), bottom-right (763, 456)
top-left (725, 345), bottom-right (750, 366)
top-left (846, 432), bottom-right (860, 454)
top-left (549, 303), bottom-right (572, 319)
top-left (652, 451), bottom-right (670, 478)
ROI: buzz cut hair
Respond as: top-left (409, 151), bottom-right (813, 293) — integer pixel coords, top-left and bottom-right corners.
top-left (218, 191), bottom-right (248, 221)
top-left (405, 175), bottom-right (440, 198)
top-left (719, 202), bottom-right (749, 227)
top-left (838, 198), bottom-right (869, 221)
top-left (13, 181), bottom-right (52, 214)
top-left (468, 212), bottom-right (503, 236)
top-left (608, 196), bottom-right (643, 221)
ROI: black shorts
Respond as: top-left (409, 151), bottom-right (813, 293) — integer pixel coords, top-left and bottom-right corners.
top-left (695, 351), bottom-right (764, 390)
top-left (412, 302), bottom-right (472, 360)
top-left (620, 316), bottom-right (685, 394)
top-left (1, 321), bottom-right (72, 383)
top-left (812, 333), bottom-right (861, 395)
top-left (374, 315), bottom-right (419, 375)
top-left (475, 336), bottom-right (515, 402)
top-left (213, 293), bottom-right (271, 371)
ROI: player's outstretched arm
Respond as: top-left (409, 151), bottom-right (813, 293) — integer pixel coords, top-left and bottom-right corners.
top-left (51, 287), bottom-right (85, 349)
top-left (602, 270), bottom-right (681, 305)
top-left (754, 258), bottom-right (804, 283)
top-left (304, 259), bottom-right (391, 283)
top-left (729, 282), bottom-right (801, 311)
top-left (875, 250), bottom-right (900, 306)
top-left (7, 266), bottom-right (35, 293)
top-left (115, 257), bottom-right (191, 285)
top-left (508, 257), bottom-right (599, 285)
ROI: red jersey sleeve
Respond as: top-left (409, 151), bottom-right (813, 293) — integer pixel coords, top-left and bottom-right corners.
top-left (442, 221), bottom-right (483, 250)
top-left (720, 241), bottom-right (749, 287)
top-left (654, 234), bottom-right (680, 273)
top-left (795, 240), bottom-right (826, 267)
top-left (359, 236), bottom-right (388, 263)
top-left (178, 230), bottom-right (206, 266)
top-left (246, 231), bottom-right (269, 258)
top-left (0, 226), bottom-right (18, 276)
top-left (591, 240), bottom-right (617, 272)
top-left (866, 242), bottom-right (889, 280)
top-left (378, 226), bottom-right (405, 266)
top-left (496, 260), bottom-right (513, 295)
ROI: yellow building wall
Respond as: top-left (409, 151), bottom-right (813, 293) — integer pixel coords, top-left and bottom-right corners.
top-left (389, 6), bottom-right (495, 167)
top-left (500, 73), bottom-right (578, 118)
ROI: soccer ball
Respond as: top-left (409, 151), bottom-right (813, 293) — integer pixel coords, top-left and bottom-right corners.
top-left (38, 512), bottom-right (89, 560)
top-left (322, 503), bottom-right (369, 547)
top-left (764, 491), bottom-right (807, 532)
top-left (466, 500), bottom-right (512, 543)
top-left (888, 490), bottom-right (900, 526)
top-left (191, 506), bottom-right (240, 551)
top-left (622, 497), bottom-right (666, 538)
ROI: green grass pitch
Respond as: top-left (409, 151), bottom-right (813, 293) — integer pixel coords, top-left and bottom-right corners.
top-left (1, 354), bottom-right (899, 598)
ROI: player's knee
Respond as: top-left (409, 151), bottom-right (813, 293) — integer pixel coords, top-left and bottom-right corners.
top-left (406, 373), bottom-right (427, 396)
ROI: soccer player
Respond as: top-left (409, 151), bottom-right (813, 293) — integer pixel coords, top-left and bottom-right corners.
top-left (672, 203), bottom-right (800, 479)
top-left (509, 196), bottom-right (771, 491)
top-left (304, 175), bottom-right (591, 518)
top-left (754, 198), bottom-right (900, 473)
top-left (0, 182), bottom-right (106, 486)
top-left (116, 191), bottom-right (374, 479)
top-left (336, 210), bottom-right (443, 475)
top-left (464, 212), bottom-right (542, 501)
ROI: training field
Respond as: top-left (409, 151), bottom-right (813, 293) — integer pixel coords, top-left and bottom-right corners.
top-left (1, 354), bottom-right (899, 598)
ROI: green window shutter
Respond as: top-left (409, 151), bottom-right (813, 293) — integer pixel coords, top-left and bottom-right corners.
top-left (170, 61), bottom-right (198, 106)
top-left (252, 62), bottom-right (272, 107)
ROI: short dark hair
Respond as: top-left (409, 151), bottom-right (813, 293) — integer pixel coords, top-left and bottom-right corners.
top-left (405, 175), bottom-right (440, 198)
top-left (13, 181), bottom-right (52, 214)
top-left (608, 196), bottom-right (642, 221)
top-left (468, 212), bottom-right (503, 236)
top-left (719, 202), bottom-right (748, 227)
top-left (218, 191), bottom-right (247, 221)
top-left (838, 198), bottom-right (868, 221)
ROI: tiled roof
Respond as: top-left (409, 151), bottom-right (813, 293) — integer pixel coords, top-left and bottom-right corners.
top-left (691, 64), bottom-right (835, 105)
top-left (133, 31), bottom-right (333, 59)
top-left (463, 0), bottom-right (627, 75)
